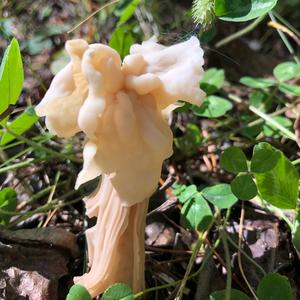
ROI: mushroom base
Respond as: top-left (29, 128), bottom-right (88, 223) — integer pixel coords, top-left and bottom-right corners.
top-left (74, 175), bottom-right (148, 297)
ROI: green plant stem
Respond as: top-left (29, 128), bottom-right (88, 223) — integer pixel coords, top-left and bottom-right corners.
top-left (249, 105), bottom-right (296, 140)
top-left (134, 237), bottom-right (221, 299)
top-left (175, 216), bottom-right (216, 300)
top-left (238, 203), bottom-right (259, 300)
top-left (220, 228), bottom-right (232, 300)
top-left (292, 158), bottom-right (300, 166)
top-left (224, 231), bottom-right (266, 276)
top-left (269, 12), bottom-right (300, 64)
top-left (215, 14), bottom-right (266, 48)
top-left (7, 196), bottom-right (83, 228)
top-left (0, 159), bottom-right (35, 174)
top-left (0, 148), bottom-right (32, 168)
top-left (229, 94), bottom-right (297, 141)
top-left (272, 11), bottom-right (300, 38)
top-left (3, 126), bottom-right (82, 163)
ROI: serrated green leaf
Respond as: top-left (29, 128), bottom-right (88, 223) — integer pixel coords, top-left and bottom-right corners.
top-left (215, 0), bottom-right (278, 22)
top-left (202, 183), bottom-right (238, 209)
top-left (240, 77), bottom-right (276, 88)
top-left (66, 284), bottom-right (92, 300)
top-left (274, 62), bottom-right (300, 82)
top-left (210, 288), bottom-right (251, 300)
top-left (1, 107), bottom-right (39, 146)
top-left (0, 187), bottom-right (17, 225)
top-left (192, 96), bottom-right (232, 118)
top-left (220, 147), bottom-right (248, 173)
top-left (257, 273), bottom-right (293, 300)
top-left (231, 174), bottom-right (257, 200)
top-left (0, 38), bottom-right (23, 115)
top-left (101, 283), bottom-right (134, 300)
top-left (200, 68), bottom-right (225, 94)
top-left (255, 151), bottom-right (298, 209)
top-left (180, 195), bottom-right (212, 231)
top-left (250, 148), bottom-right (280, 173)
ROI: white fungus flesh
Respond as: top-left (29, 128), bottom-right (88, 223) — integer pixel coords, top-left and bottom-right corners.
top-left (36, 36), bottom-right (205, 297)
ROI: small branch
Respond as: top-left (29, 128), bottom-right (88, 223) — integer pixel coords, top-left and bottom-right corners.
top-left (67, 0), bottom-right (120, 34)
top-left (268, 12), bottom-right (300, 64)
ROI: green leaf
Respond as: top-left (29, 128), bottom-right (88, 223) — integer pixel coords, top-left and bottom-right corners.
top-left (0, 187), bottom-right (17, 225)
top-left (177, 185), bottom-right (198, 204)
top-left (0, 38), bottom-right (23, 115)
top-left (255, 151), bottom-right (298, 209)
top-left (202, 183), bottom-right (238, 209)
top-left (240, 76), bottom-right (276, 89)
top-left (66, 284), bottom-right (92, 300)
top-left (279, 83), bottom-right (300, 96)
top-left (200, 68), bottom-right (225, 94)
top-left (215, 0), bottom-right (278, 22)
top-left (292, 214), bottom-right (300, 259)
top-left (292, 219), bottom-right (300, 258)
top-left (220, 147), bottom-right (248, 173)
top-left (253, 141), bottom-right (273, 151)
top-left (174, 123), bottom-right (202, 157)
top-left (191, 96), bottom-right (232, 118)
top-left (172, 182), bottom-right (187, 197)
top-left (274, 62), bottom-right (300, 82)
top-left (231, 174), bottom-right (257, 200)
top-left (180, 195), bottom-right (213, 231)
top-left (263, 116), bottom-right (293, 138)
top-left (240, 115), bottom-right (263, 138)
top-left (117, 0), bottom-right (140, 26)
top-left (257, 273), bottom-right (293, 300)
top-left (249, 91), bottom-right (272, 112)
top-left (109, 26), bottom-right (134, 60)
top-left (1, 107), bottom-right (39, 146)
top-left (210, 288), bottom-right (251, 300)
top-left (26, 36), bottom-right (53, 55)
top-left (250, 148), bottom-right (280, 173)
top-left (101, 283), bottom-right (134, 300)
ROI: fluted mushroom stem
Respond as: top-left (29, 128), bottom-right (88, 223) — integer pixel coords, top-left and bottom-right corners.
top-left (74, 175), bottom-right (148, 297)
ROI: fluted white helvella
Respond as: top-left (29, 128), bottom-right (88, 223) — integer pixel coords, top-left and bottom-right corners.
top-left (36, 36), bottom-right (205, 298)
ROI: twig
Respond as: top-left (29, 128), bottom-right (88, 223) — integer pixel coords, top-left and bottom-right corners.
top-left (268, 12), bottom-right (300, 64)
top-left (67, 0), bottom-right (120, 34)
top-left (268, 21), bottom-right (300, 46)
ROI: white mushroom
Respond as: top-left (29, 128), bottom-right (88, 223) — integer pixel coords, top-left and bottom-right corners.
top-left (36, 36), bottom-right (205, 298)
